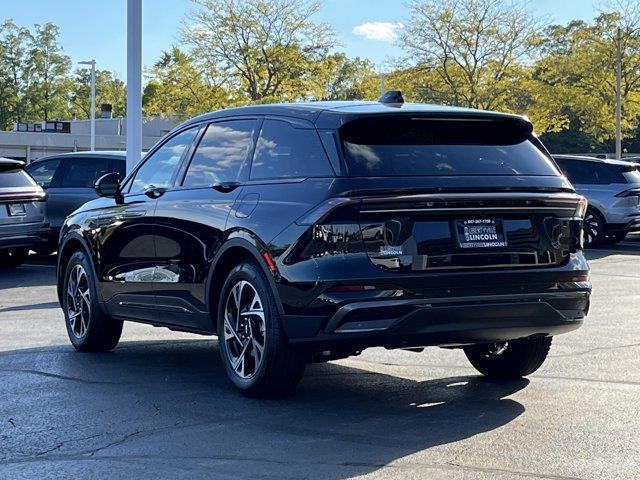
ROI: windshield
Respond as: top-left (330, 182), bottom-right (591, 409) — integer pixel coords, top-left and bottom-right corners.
top-left (340, 116), bottom-right (560, 177)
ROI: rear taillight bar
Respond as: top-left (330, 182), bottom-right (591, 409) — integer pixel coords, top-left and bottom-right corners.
top-left (295, 198), bottom-right (357, 226)
top-left (615, 188), bottom-right (640, 198)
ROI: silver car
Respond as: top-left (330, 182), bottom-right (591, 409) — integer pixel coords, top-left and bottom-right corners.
top-left (554, 155), bottom-right (640, 246)
top-left (0, 158), bottom-right (48, 269)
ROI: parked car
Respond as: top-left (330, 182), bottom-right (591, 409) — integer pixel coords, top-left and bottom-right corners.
top-left (57, 96), bottom-right (591, 397)
top-left (25, 151), bottom-right (127, 252)
top-left (553, 155), bottom-right (640, 246)
top-left (0, 158), bottom-right (48, 269)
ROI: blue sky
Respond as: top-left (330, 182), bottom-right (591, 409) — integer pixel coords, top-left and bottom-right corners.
top-left (3, 0), bottom-right (601, 79)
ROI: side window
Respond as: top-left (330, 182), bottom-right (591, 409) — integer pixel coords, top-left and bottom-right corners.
top-left (130, 127), bottom-right (198, 194)
top-left (26, 159), bottom-right (61, 188)
top-left (61, 158), bottom-right (111, 188)
top-left (559, 160), bottom-right (596, 185)
top-left (250, 119), bottom-right (332, 180)
top-left (183, 120), bottom-right (256, 187)
top-left (110, 159), bottom-right (126, 179)
top-left (594, 164), bottom-right (626, 184)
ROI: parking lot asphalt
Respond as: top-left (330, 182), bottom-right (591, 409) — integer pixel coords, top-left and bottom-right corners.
top-left (0, 245), bottom-right (639, 480)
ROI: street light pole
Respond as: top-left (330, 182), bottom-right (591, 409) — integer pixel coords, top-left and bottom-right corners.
top-left (127, 0), bottom-right (143, 174)
top-left (615, 27), bottom-right (622, 161)
top-left (79, 60), bottom-right (96, 151)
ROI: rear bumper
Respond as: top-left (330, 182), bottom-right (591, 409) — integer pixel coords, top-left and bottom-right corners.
top-left (0, 224), bottom-right (50, 250)
top-left (283, 290), bottom-right (589, 349)
top-left (608, 216), bottom-right (640, 233)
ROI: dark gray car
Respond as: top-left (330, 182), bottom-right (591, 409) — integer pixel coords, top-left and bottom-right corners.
top-left (0, 158), bottom-right (48, 268)
top-left (26, 151), bottom-right (126, 251)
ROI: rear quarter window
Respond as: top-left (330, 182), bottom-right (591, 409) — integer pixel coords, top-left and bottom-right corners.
top-left (250, 119), bottom-right (333, 180)
top-left (340, 116), bottom-right (560, 177)
top-left (555, 159), bottom-right (628, 185)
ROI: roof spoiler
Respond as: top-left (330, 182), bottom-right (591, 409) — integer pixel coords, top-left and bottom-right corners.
top-left (0, 159), bottom-right (25, 171)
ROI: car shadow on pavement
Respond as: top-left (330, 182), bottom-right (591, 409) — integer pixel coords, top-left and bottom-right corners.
top-left (585, 242), bottom-right (640, 260)
top-left (0, 263), bottom-right (56, 289)
top-left (0, 339), bottom-right (528, 479)
top-left (0, 301), bottom-right (59, 313)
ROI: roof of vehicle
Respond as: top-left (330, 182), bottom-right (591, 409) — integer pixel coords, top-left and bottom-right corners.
top-left (553, 154), bottom-right (639, 168)
top-left (28, 150), bottom-right (127, 165)
top-left (174, 101), bottom-right (530, 132)
top-left (0, 158), bottom-right (25, 169)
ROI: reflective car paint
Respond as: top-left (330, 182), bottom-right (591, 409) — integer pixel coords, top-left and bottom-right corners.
top-left (58, 103), bottom-right (591, 351)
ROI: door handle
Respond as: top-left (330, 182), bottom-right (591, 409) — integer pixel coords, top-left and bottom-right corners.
top-left (211, 182), bottom-right (241, 193)
top-left (144, 186), bottom-right (166, 199)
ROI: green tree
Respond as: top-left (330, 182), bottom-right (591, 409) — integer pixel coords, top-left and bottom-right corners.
top-left (400, 0), bottom-right (545, 111)
top-left (0, 20), bottom-right (32, 128)
top-left (142, 46), bottom-right (230, 120)
top-left (530, 6), bottom-right (640, 146)
top-left (181, 0), bottom-right (335, 103)
top-left (24, 22), bottom-right (71, 121)
top-left (71, 68), bottom-right (126, 119)
top-left (312, 53), bottom-right (379, 101)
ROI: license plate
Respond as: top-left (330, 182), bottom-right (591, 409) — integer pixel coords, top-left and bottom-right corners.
top-left (455, 218), bottom-right (507, 249)
top-left (7, 203), bottom-right (26, 216)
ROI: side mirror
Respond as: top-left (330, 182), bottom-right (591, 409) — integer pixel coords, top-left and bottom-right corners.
top-left (95, 172), bottom-right (121, 198)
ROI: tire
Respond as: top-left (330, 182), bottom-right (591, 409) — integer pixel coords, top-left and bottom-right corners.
top-left (584, 208), bottom-right (606, 248)
top-left (602, 232), bottom-right (626, 245)
top-left (34, 238), bottom-right (58, 256)
top-left (62, 250), bottom-right (123, 352)
top-left (0, 248), bottom-right (28, 270)
top-left (217, 260), bottom-right (305, 398)
top-left (464, 336), bottom-right (552, 379)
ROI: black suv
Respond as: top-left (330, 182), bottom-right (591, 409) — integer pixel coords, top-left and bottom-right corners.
top-left (57, 98), bottom-right (591, 397)
top-left (26, 151), bottom-right (127, 252)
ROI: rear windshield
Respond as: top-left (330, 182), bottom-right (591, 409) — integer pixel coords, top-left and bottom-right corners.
top-left (340, 116), bottom-right (560, 177)
top-left (0, 168), bottom-right (36, 188)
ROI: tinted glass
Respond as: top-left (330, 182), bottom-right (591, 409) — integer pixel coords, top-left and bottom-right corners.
top-left (61, 158), bottom-right (112, 187)
top-left (26, 159), bottom-right (60, 187)
top-left (131, 127), bottom-right (198, 193)
top-left (595, 163), bottom-right (626, 184)
top-left (0, 169), bottom-right (36, 188)
top-left (183, 120), bottom-right (256, 187)
top-left (251, 120), bottom-right (332, 180)
top-left (556, 159), bottom-right (627, 185)
top-left (341, 116), bottom-right (560, 177)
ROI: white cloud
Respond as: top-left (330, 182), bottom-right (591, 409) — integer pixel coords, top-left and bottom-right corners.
top-left (352, 22), bottom-right (403, 41)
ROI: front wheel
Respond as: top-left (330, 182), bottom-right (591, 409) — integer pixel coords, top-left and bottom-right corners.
top-left (464, 336), bottom-right (552, 379)
top-left (217, 261), bottom-right (305, 398)
top-left (63, 250), bottom-right (123, 352)
top-left (0, 248), bottom-right (28, 270)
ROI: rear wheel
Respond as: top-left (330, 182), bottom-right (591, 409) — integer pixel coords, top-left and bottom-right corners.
top-left (584, 208), bottom-right (606, 247)
top-left (217, 260), bottom-right (305, 398)
top-left (0, 248), bottom-right (28, 270)
top-left (63, 250), bottom-right (123, 352)
top-left (464, 336), bottom-right (552, 379)
top-left (34, 238), bottom-right (58, 255)
top-left (602, 232), bottom-right (627, 245)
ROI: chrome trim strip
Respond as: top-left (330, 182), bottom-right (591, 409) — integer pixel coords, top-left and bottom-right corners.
top-left (361, 207), bottom-right (577, 214)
